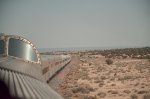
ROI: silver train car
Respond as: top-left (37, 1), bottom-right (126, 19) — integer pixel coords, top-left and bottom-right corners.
top-left (41, 55), bottom-right (71, 82)
top-left (0, 33), bottom-right (71, 99)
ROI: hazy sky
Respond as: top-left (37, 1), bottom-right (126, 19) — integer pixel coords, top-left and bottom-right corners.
top-left (0, 0), bottom-right (150, 48)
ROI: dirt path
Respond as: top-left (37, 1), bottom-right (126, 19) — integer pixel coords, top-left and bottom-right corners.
top-left (56, 54), bottom-right (150, 99)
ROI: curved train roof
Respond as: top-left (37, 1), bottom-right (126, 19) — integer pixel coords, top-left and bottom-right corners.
top-left (0, 63), bottom-right (63, 99)
top-left (0, 34), bottom-right (63, 99)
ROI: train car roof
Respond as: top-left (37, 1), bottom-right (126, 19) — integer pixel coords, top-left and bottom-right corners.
top-left (0, 57), bottom-right (64, 99)
top-left (0, 33), bottom-right (64, 99)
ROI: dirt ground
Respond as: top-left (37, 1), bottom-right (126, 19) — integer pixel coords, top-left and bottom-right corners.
top-left (56, 54), bottom-right (150, 99)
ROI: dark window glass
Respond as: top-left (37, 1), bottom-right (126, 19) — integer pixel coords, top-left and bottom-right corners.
top-left (8, 38), bottom-right (38, 62)
top-left (0, 40), bottom-right (5, 54)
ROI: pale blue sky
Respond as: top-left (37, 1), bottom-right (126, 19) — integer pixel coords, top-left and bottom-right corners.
top-left (0, 0), bottom-right (150, 48)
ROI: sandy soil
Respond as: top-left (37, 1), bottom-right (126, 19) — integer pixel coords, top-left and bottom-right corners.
top-left (56, 54), bottom-right (150, 99)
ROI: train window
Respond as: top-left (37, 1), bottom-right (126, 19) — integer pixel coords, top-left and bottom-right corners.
top-left (0, 40), bottom-right (5, 54)
top-left (8, 38), bottom-right (38, 62)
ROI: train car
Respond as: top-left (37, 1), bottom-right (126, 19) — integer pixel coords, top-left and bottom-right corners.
top-left (0, 33), bottom-right (70, 99)
top-left (41, 55), bottom-right (71, 82)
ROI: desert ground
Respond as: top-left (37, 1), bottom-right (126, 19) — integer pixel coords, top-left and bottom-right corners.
top-left (50, 48), bottom-right (150, 99)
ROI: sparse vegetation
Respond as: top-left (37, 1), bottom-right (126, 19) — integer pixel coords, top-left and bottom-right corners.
top-left (134, 82), bottom-right (140, 86)
top-left (72, 86), bottom-right (89, 94)
top-left (143, 94), bottom-right (150, 99)
top-left (137, 90), bottom-right (148, 94)
top-left (101, 75), bottom-right (107, 80)
top-left (131, 94), bottom-right (138, 99)
top-left (97, 92), bottom-right (106, 98)
top-left (84, 95), bottom-right (97, 99)
top-left (123, 90), bottom-right (131, 94)
top-left (123, 75), bottom-right (133, 80)
top-left (99, 81), bottom-right (105, 87)
top-left (106, 58), bottom-right (113, 65)
top-left (111, 83), bottom-right (116, 86)
top-left (94, 79), bottom-right (103, 83)
top-left (72, 84), bottom-right (95, 94)
top-left (87, 47), bottom-right (150, 59)
top-left (56, 48), bottom-right (150, 99)
top-left (108, 90), bottom-right (118, 94)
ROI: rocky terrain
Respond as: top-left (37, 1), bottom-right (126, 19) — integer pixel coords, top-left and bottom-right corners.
top-left (53, 48), bottom-right (150, 99)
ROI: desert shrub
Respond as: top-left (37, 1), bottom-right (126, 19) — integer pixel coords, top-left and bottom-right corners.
top-left (99, 81), bottom-right (104, 87)
top-left (123, 90), bottom-right (131, 94)
top-left (79, 54), bottom-right (83, 57)
top-left (123, 75), bottom-right (133, 80)
top-left (108, 90), bottom-right (118, 94)
top-left (97, 92), bottom-right (106, 98)
top-left (72, 84), bottom-right (94, 94)
top-left (143, 94), bottom-right (150, 99)
top-left (105, 58), bottom-right (113, 65)
top-left (122, 54), bottom-right (128, 59)
top-left (131, 94), bottom-right (138, 99)
top-left (145, 55), bottom-right (150, 59)
top-left (137, 90), bottom-right (147, 94)
top-left (84, 95), bottom-right (97, 99)
top-left (72, 86), bottom-right (89, 94)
